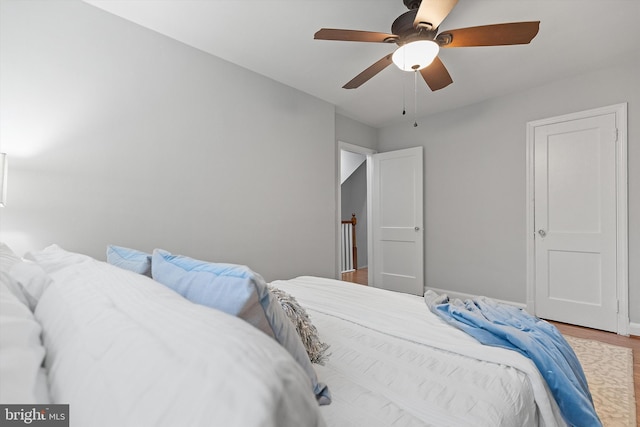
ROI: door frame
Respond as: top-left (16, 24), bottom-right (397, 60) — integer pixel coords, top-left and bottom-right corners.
top-left (525, 103), bottom-right (629, 335)
top-left (337, 141), bottom-right (376, 282)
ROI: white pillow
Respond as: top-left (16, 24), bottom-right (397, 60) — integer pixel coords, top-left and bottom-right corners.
top-left (0, 277), bottom-right (50, 403)
top-left (8, 261), bottom-right (52, 311)
top-left (24, 244), bottom-right (93, 274)
top-left (0, 242), bottom-right (21, 273)
top-left (1, 242), bottom-right (53, 310)
top-left (0, 243), bottom-right (31, 306)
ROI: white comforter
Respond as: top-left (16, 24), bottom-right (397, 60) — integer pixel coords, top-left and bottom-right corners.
top-left (271, 276), bottom-right (566, 427)
top-left (28, 248), bottom-right (324, 427)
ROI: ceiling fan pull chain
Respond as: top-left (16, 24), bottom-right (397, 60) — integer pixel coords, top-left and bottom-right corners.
top-left (413, 70), bottom-right (418, 127)
top-left (402, 72), bottom-right (407, 115)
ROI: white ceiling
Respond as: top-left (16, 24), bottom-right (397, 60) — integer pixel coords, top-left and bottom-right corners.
top-left (84, 0), bottom-right (640, 128)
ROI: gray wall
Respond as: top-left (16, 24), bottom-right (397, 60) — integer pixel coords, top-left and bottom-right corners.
top-left (378, 52), bottom-right (640, 323)
top-left (0, 0), bottom-right (336, 281)
top-left (336, 114), bottom-right (378, 151)
top-left (341, 162), bottom-right (368, 268)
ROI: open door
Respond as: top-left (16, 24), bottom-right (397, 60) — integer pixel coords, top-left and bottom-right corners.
top-left (371, 147), bottom-right (424, 295)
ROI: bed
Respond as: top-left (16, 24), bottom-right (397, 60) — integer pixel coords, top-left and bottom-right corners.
top-left (1, 243), bottom-right (598, 426)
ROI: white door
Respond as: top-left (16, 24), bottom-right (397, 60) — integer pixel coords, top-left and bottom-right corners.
top-left (371, 147), bottom-right (423, 295)
top-left (533, 113), bottom-right (618, 332)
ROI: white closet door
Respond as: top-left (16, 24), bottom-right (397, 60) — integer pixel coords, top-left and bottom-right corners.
top-left (533, 113), bottom-right (618, 332)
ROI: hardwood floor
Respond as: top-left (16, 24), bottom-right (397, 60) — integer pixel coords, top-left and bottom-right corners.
top-left (341, 267), bottom-right (368, 286)
top-left (338, 273), bottom-right (638, 422)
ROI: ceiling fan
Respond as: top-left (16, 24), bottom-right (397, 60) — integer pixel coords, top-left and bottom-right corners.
top-left (314, 0), bottom-right (540, 91)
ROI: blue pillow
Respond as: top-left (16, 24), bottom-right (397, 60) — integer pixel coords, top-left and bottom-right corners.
top-left (151, 249), bottom-right (330, 405)
top-left (106, 245), bottom-right (152, 277)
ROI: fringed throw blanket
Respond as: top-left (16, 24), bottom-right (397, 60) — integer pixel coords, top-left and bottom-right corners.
top-left (268, 285), bottom-right (330, 365)
top-left (424, 290), bottom-right (601, 427)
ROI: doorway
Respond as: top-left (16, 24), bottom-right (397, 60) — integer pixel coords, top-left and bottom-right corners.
top-left (338, 142), bottom-right (375, 285)
top-left (526, 103), bottom-right (628, 335)
top-left (338, 143), bottom-right (424, 295)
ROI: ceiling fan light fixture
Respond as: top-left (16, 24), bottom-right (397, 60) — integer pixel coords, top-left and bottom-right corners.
top-left (392, 40), bottom-right (439, 71)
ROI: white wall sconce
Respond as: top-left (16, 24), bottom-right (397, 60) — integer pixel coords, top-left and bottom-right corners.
top-left (0, 153), bottom-right (7, 207)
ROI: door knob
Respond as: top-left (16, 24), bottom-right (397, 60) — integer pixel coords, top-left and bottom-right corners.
top-left (538, 229), bottom-right (546, 237)
top-left (414, 227), bottom-right (420, 231)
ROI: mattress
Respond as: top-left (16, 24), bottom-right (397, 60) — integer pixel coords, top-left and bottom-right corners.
top-left (271, 276), bottom-right (567, 427)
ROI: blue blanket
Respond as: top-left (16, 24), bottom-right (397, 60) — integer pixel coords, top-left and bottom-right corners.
top-left (424, 291), bottom-right (601, 427)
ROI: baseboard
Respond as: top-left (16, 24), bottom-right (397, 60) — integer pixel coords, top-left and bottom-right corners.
top-left (629, 322), bottom-right (640, 337)
top-left (425, 286), bottom-right (526, 310)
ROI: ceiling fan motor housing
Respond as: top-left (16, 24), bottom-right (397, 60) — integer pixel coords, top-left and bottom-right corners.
top-left (392, 10), bottom-right (437, 43)
top-left (403, 0), bottom-right (422, 10)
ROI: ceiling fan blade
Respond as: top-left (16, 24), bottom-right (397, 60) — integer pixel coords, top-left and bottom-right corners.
top-left (414, 0), bottom-right (459, 30)
top-left (419, 56), bottom-right (453, 91)
top-left (314, 28), bottom-right (398, 43)
top-left (343, 54), bottom-right (393, 89)
top-left (438, 21), bottom-right (540, 47)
